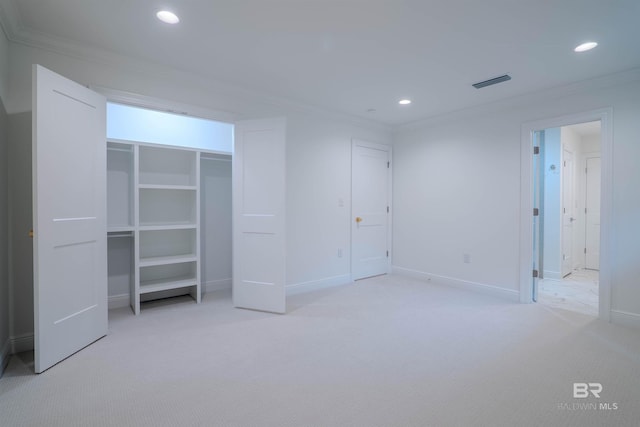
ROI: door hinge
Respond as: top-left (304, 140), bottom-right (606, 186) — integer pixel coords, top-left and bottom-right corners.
top-left (533, 146), bottom-right (540, 155)
top-left (387, 250), bottom-right (389, 258)
top-left (584, 248), bottom-right (587, 254)
top-left (533, 269), bottom-right (539, 278)
top-left (387, 206), bottom-right (389, 213)
top-left (533, 208), bottom-right (539, 216)
top-left (387, 161), bottom-right (390, 168)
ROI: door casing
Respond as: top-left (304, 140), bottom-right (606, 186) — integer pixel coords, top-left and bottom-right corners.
top-left (519, 108), bottom-right (612, 321)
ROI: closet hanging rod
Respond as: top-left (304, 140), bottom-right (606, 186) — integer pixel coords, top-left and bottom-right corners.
top-left (107, 232), bottom-right (133, 238)
top-left (201, 157), bottom-right (232, 162)
top-left (107, 146), bottom-right (133, 153)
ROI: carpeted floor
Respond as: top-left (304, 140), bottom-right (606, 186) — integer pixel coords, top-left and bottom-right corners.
top-left (1, 275), bottom-right (638, 426)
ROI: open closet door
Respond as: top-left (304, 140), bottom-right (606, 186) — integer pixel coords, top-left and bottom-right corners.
top-left (33, 65), bottom-right (107, 373)
top-left (233, 118), bottom-right (286, 314)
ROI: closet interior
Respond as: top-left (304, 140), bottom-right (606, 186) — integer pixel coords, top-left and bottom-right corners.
top-left (106, 103), bottom-right (232, 314)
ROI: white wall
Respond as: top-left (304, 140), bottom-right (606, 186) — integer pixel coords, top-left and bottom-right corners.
top-left (0, 96), bottom-right (10, 374)
top-left (201, 158), bottom-right (233, 292)
top-left (393, 71), bottom-right (640, 326)
top-left (286, 112), bottom-right (391, 290)
top-left (7, 112), bottom-right (32, 347)
top-left (6, 41), bottom-right (391, 337)
top-left (0, 25), bottom-right (9, 104)
top-left (392, 112), bottom-right (521, 299)
top-left (0, 12), bottom-right (10, 375)
top-left (542, 128), bottom-right (561, 278)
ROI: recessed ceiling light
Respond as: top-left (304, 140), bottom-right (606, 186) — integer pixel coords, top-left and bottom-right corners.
top-left (574, 42), bottom-right (597, 52)
top-left (399, 99), bottom-right (412, 105)
top-left (157, 10), bottom-right (180, 24)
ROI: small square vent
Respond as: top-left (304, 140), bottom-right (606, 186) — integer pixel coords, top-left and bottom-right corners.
top-left (472, 74), bottom-right (511, 89)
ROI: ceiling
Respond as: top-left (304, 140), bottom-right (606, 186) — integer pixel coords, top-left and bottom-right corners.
top-left (2, 0), bottom-right (640, 125)
top-left (565, 121), bottom-right (601, 138)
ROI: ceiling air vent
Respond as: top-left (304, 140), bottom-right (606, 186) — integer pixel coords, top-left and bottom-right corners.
top-left (472, 74), bottom-right (511, 89)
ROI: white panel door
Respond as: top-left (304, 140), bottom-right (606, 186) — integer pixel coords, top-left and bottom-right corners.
top-left (585, 156), bottom-right (601, 270)
top-left (233, 118), bottom-right (286, 314)
top-left (33, 65), bottom-right (107, 373)
top-left (561, 149), bottom-right (575, 277)
top-left (352, 140), bottom-right (390, 281)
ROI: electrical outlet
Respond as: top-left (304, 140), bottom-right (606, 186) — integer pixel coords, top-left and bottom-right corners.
top-left (463, 253), bottom-right (471, 264)
top-left (338, 249), bottom-right (343, 258)
top-left (338, 198), bottom-right (344, 207)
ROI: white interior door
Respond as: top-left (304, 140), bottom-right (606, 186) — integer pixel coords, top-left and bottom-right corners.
top-left (585, 156), bottom-right (601, 270)
top-left (561, 149), bottom-right (575, 277)
top-left (33, 65), bottom-right (107, 373)
top-left (233, 118), bottom-right (286, 314)
top-left (351, 140), bottom-right (391, 281)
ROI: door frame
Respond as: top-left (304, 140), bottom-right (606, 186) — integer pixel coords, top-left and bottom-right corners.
top-left (350, 139), bottom-right (393, 281)
top-left (519, 108), bottom-right (612, 321)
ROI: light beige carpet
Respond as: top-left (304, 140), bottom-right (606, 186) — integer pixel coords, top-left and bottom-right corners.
top-left (1, 275), bottom-right (639, 426)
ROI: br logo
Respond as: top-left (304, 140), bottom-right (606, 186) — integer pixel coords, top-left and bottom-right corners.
top-left (573, 383), bottom-right (603, 398)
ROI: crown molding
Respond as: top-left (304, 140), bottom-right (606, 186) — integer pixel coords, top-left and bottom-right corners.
top-left (396, 67), bottom-right (640, 134)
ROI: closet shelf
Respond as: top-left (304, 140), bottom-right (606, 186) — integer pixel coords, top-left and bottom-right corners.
top-left (138, 184), bottom-right (197, 191)
top-left (139, 254), bottom-right (197, 267)
top-left (139, 223), bottom-right (197, 231)
top-left (139, 276), bottom-right (197, 294)
top-left (107, 225), bottom-right (135, 233)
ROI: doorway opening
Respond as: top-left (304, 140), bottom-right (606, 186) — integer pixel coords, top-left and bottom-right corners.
top-left (105, 102), bottom-right (234, 314)
top-left (533, 121), bottom-right (601, 316)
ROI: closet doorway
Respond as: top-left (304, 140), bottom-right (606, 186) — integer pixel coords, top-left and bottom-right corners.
top-left (106, 102), bottom-right (234, 313)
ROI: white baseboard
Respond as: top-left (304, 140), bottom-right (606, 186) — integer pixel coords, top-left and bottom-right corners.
top-left (11, 333), bottom-right (34, 353)
top-left (610, 310), bottom-right (640, 330)
top-left (543, 270), bottom-right (562, 280)
top-left (108, 293), bottom-right (130, 310)
top-left (286, 274), bottom-right (352, 296)
top-left (205, 278), bottom-right (232, 293)
top-left (392, 266), bottom-right (520, 302)
top-left (1, 337), bottom-right (10, 377)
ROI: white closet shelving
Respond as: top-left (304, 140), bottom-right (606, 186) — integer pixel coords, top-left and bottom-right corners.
top-left (107, 140), bottom-right (201, 314)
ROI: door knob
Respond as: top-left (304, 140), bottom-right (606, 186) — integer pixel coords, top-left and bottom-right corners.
top-left (355, 217), bottom-right (362, 223)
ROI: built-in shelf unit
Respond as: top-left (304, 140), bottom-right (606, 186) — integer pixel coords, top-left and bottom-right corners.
top-left (107, 140), bottom-right (202, 314)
